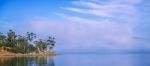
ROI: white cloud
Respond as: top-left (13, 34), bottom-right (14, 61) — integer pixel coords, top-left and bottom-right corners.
top-left (55, 0), bottom-right (143, 52)
top-left (22, 0), bottom-right (143, 52)
top-left (56, 14), bottom-right (135, 51)
top-left (64, 0), bottom-right (140, 18)
top-left (25, 14), bottom-right (136, 52)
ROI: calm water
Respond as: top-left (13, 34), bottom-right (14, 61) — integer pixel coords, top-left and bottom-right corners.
top-left (0, 53), bottom-right (150, 66)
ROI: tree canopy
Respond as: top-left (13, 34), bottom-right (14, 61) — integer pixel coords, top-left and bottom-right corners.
top-left (0, 30), bottom-right (56, 54)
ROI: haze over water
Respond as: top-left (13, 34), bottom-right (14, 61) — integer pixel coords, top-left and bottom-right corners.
top-left (0, 53), bottom-right (150, 66)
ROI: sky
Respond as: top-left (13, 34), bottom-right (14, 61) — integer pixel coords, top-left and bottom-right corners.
top-left (0, 0), bottom-right (150, 52)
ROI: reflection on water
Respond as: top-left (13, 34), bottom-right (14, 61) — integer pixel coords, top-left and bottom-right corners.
top-left (0, 56), bottom-right (54, 66)
top-left (0, 53), bottom-right (150, 66)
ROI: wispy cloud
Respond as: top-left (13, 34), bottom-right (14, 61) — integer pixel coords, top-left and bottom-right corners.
top-left (55, 0), bottom-right (143, 51)
top-left (63, 0), bottom-right (140, 17)
top-left (55, 13), bottom-right (135, 51)
top-left (21, 0), bottom-right (144, 52)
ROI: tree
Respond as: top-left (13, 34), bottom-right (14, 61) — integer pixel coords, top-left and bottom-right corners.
top-left (15, 35), bottom-right (36, 53)
top-left (47, 36), bottom-right (55, 50)
top-left (0, 32), bottom-right (6, 50)
top-left (0, 30), bottom-right (56, 54)
top-left (35, 39), bottom-right (48, 52)
top-left (14, 35), bottom-right (29, 53)
top-left (6, 30), bottom-right (17, 48)
top-left (26, 32), bottom-right (36, 42)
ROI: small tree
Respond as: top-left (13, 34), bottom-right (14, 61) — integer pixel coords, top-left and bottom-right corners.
top-left (0, 32), bottom-right (6, 50)
top-left (26, 32), bottom-right (36, 42)
top-left (6, 30), bottom-right (17, 48)
top-left (35, 39), bottom-right (48, 52)
top-left (14, 35), bottom-right (29, 53)
top-left (47, 36), bottom-right (55, 51)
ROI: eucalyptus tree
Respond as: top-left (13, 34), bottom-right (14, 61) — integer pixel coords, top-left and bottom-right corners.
top-left (0, 32), bottom-right (6, 50)
top-left (15, 35), bottom-right (29, 53)
top-left (0, 30), bottom-right (56, 53)
top-left (15, 35), bottom-right (36, 53)
top-left (12, 32), bottom-right (36, 53)
top-left (24, 32), bottom-right (36, 53)
top-left (26, 32), bottom-right (36, 42)
top-left (47, 36), bottom-right (55, 50)
top-left (35, 39), bottom-right (48, 52)
top-left (7, 30), bottom-right (17, 48)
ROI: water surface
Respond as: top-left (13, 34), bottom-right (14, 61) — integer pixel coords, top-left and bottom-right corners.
top-left (0, 53), bottom-right (150, 66)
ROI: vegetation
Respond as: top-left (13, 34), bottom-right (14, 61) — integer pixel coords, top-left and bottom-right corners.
top-left (0, 30), bottom-right (56, 54)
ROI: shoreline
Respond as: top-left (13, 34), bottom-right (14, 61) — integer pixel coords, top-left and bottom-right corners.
top-left (0, 52), bottom-right (57, 57)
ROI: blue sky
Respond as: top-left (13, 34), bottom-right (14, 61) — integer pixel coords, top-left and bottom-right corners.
top-left (0, 0), bottom-right (150, 52)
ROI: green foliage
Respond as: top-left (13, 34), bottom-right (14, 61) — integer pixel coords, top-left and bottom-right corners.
top-left (35, 39), bottom-right (48, 52)
top-left (6, 30), bottom-right (17, 48)
top-left (0, 32), bottom-right (6, 49)
top-left (47, 36), bottom-right (56, 50)
top-left (13, 35), bottom-right (30, 53)
top-left (26, 32), bottom-right (36, 42)
top-left (0, 30), bottom-right (56, 54)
